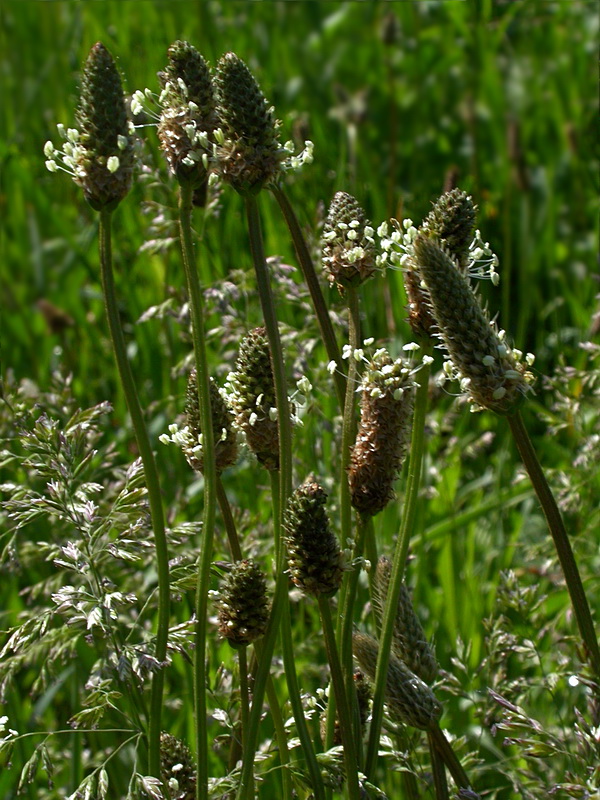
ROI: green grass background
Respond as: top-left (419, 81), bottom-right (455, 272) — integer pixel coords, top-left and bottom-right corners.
top-left (1, 1), bottom-right (599, 798)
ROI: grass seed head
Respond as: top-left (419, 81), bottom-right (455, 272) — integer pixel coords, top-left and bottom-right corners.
top-left (422, 188), bottom-right (477, 269)
top-left (75, 43), bottom-right (135, 210)
top-left (412, 235), bottom-right (532, 415)
top-left (284, 477), bottom-right (344, 598)
top-left (352, 632), bottom-right (442, 731)
top-left (373, 556), bottom-right (438, 684)
top-left (158, 41), bottom-right (215, 191)
top-left (322, 191), bottom-right (377, 292)
top-left (217, 559), bottom-right (270, 648)
top-left (184, 371), bottom-right (238, 474)
top-left (348, 350), bottom-right (414, 517)
top-left (227, 327), bottom-right (280, 470)
top-left (160, 732), bottom-right (197, 800)
top-left (214, 52), bottom-right (283, 196)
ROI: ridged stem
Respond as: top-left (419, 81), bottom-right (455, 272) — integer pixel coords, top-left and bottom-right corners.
top-left (237, 197), bottom-right (325, 800)
top-left (317, 596), bottom-right (361, 800)
top-left (365, 344), bottom-right (432, 778)
top-left (271, 183), bottom-right (346, 411)
top-left (428, 730), bottom-right (450, 800)
top-left (98, 209), bottom-right (169, 780)
top-left (178, 184), bottom-right (217, 800)
top-left (429, 724), bottom-right (475, 794)
top-left (217, 479), bottom-right (290, 800)
top-left (325, 288), bottom-right (361, 754)
top-left (507, 410), bottom-right (600, 681)
top-left (254, 640), bottom-right (293, 800)
top-left (237, 646), bottom-right (252, 797)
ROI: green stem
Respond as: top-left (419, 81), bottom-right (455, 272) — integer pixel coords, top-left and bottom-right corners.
top-left (178, 184), bottom-right (218, 800)
top-left (318, 596), bottom-right (361, 800)
top-left (333, 288), bottom-right (361, 750)
top-left (271, 183), bottom-right (346, 412)
top-left (216, 476), bottom-right (243, 561)
top-left (272, 472), bottom-right (325, 800)
top-left (507, 410), bottom-right (600, 681)
top-left (365, 345), bottom-right (432, 778)
top-left (237, 196), bottom-right (326, 800)
top-left (245, 195), bottom-right (292, 501)
top-left (428, 730), bottom-right (450, 800)
top-left (237, 646), bottom-right (252, 796)
top-left (254, 640), bottom-right (293, 800)
top-left (99, 209), bottom-right (169, 780)
top-left (429, 724), bottom-right (475, 794)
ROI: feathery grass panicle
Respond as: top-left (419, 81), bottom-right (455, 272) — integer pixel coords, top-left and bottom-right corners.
top-left (283, 477), bottom-right (345, 598)
top-left (373, 556), bottom-right (438, 684)
top-left (214, 52), bottom-right (283, 196)
top-left (348, 349), bottom-right (415, 517)
top-left (217, 560), bottom-right (270, 648)
top-left (322, 191), bottom-right (377, 292)
top-left (160, 733), bottom-right (197, 800)
top-left (183, 370), bottom-right (238, 473)
top-left (353, 632), bottom-right (442, 731)
top-left (412, 236), bottom-right (534, 415)
top-left (157, 41), bottom-right (215, 194)
top-left (225, 327), bottom-right (281, 471)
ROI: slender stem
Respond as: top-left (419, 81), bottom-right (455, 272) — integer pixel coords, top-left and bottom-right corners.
top-left (245, 195), bottom-right (292, 501)
top-left (216, 476), bottom-right (243, 562)
top-left (238, 196), bottom-right (326, 800)
top-left (270, 183), bottom-right (346, 412)
top-left (428, 730), bottom-right (450, 800)
top-left (365, 346), bottom-right (432, 778)
top-left (178, 184), bottom-right (218, 800)
top-left (237, 646), bottom-right (252, 796)
top-left (318, 596), bottom-right (361, 800)
top-left (272, 472), bottom-right (325, 800)
top-left (98, 209), bottom-right (169, 780)
top-left (429, 724), bottom-right (475, 794)
top-left (507, 410), bottom-right (600, 680)
top-left (254, 640), bottom-right (293, 800)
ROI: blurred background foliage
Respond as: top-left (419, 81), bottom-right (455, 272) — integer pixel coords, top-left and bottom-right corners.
top-left (1, 2), bottom-right (599, 797)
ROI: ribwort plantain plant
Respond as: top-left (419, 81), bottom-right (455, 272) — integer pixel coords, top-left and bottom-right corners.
top-left (2, 31), bottom-right (597, 800)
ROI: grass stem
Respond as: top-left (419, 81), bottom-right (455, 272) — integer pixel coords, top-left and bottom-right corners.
top-left (507, 409), bottom-right (600, 681)
top-left (98, 208), bottom-right (169, 780)
top-left (178, 184), bottom-right (218, 800)
top-left (364, 344), bottom-right (432, 778)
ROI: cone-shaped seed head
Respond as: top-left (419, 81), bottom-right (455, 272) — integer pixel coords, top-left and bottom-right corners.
top-left (404, 265), bottom-right (438, 340)
top-left (423, 189), bottom-right (477, 269)
top-left (215, 52), bottom-right (282, 196)
top-left (217, 559), bottom-right (270, 648)
top-left (227, 327), bottom-right (279, 470)
top-left (75, 43), bottom-right (134, 210)
top-left (283, 477), bottom-right (344, 598)
top-left (413, 235), bottom-right (530, 415)
top-left (322, 192), bottom-right (376, 291)
top-left (160, 732), bottom-right (197, 800)
top-left (158, 41), bottom-right (215, 189)
top-left (184, 370), bottom-right (238, 473)
top-left (348, 351), bottom-right (414, 517)
top-left (352, 632), bottom-right (442, 731)
top-left (372, 557), bottom-right (438, 684)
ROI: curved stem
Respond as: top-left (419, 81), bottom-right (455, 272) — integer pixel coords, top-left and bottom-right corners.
top-left (270, 183), bottom-right (346, 412)
top-left (99, 209), bottom-right (169, 780)
top-left (216, 476), bottom-right (243, 562)
top-left (333, 288), bottom-right (361, 747)
top-left (507, 410), bottom-right (600, 681)
top-left (318, 596), bottom-right (361, 800)
top-left (429, 724), bottom-right (476, 794)
top-left (254, 640), bottom-right (293, 800)
top-left (178, 184), bottom-right (218, 800)
top-left (428, 730), bottom-right (450, 800)
top-left (365, 345), bottom-right (432, 778)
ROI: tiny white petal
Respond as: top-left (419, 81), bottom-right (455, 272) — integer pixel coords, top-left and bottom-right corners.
top-left (107, 156), bottom-right (120, 173)
top-left (327, 360), bottom-right (337, 374)
top-left (402, 342), bottom-right (420, 351)
top-left (45, 159), bottom-right (58, 172)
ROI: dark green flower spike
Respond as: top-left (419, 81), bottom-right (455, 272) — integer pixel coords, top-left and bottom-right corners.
top-left (217, 559), bottom-right (270, 648)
